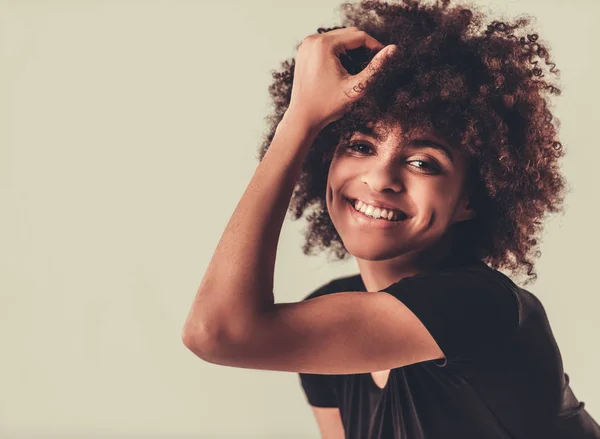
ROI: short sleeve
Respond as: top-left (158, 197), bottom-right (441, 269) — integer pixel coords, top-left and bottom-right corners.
top-left (298, 373), bottom-right (338, 408)
top-left (381, 267), bottom-right (519, 366)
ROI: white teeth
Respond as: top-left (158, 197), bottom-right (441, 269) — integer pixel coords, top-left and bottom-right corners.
top-left (352, 199), bottom-right (400, 221)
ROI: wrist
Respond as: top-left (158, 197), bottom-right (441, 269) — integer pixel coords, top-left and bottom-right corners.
top-left (280, 106), bottom-right (326, 136)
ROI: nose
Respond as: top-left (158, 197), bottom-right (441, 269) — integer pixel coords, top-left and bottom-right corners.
top-left (360, 160), bottom-right (405, 193)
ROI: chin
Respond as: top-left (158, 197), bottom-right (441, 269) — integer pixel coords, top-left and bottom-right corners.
top-left (342, 238), bottom-right (414, 261)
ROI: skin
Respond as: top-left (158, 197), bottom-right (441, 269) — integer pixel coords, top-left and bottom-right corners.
top-left (327, 120), bottom-right (475, 292)
top-left (182, 25), bottom-right (473, 389)
top-left (181, 25), bottom-right (506, 439)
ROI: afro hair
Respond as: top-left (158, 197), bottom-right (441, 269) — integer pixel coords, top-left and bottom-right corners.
top-left (257, 0), bottom-right (566, 285)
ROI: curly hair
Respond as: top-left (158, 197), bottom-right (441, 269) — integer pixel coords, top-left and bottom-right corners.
top-left (256, 0), bottom-right (566, 285)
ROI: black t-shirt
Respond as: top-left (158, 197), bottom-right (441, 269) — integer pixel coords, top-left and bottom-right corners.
top-left (299, 257), bottom-right (600, 439)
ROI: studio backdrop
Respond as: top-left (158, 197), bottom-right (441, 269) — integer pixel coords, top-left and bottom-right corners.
top-left (0, 0), bottom-right (598, 438)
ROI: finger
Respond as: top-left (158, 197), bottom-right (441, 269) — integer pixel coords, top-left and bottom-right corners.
top-left (346, 45), bottom-right (396, 98)
top-left (361, 44), bottom-right (396, 77)
top-left (330, 27), bottom-right (386, 53)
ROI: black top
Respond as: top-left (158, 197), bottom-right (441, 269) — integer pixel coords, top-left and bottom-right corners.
top-left (298, 257), bottom-right (600, 439)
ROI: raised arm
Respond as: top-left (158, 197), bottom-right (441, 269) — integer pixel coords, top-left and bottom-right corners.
top-left (181, 28), bottom-right (396, 351)
top-left (182, 110), bottom-right (320, 350)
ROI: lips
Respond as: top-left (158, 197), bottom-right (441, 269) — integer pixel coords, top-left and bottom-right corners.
top-left (345, 197), bottom-right (408, 220)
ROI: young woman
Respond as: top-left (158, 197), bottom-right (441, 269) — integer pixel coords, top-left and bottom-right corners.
top-left (182, 0), bottom-right (600, 437)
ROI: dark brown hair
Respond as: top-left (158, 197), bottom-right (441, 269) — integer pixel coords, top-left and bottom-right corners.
top-left (257, 0), bottom-right (567, 285)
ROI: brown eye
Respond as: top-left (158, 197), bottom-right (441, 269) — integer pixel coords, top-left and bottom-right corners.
top-left (346, 143), bottom-right (373, 154)
top-left (407, 160), bottom-right (441, 174)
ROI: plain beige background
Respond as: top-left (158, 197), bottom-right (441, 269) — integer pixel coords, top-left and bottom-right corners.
top-left (0, 0), bottom-right (598, 438)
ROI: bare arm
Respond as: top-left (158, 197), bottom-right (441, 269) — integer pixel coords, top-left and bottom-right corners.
top-left (312, 407), bottom-right (345, 439)
top-left (181, 28), bottom-right (394, 346)
top-left (179, 28), bottom-right (450, 376)
top-left (181, 110), bottom-right (320, 347)
top-left (179, 29), bottom-right (505, 378)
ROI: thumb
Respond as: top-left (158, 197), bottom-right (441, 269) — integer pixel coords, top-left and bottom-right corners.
top-left (348, 44), bottom-right (397, 98)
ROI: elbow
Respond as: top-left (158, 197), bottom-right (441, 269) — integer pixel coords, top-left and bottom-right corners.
top-left (182, 319), bottom-right (262, 367)
top-left (181, 322), bottom-right (236, 363)
top-left (181, 322), bottom-right (220, 361)
top-left (181, 329), bottom-right (201, 353)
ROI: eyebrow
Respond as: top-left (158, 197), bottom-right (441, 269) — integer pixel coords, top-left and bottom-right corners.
top-left (352, 127), bottom-right (454, 163)
top-left (408, 139), bottom-right (454, 163)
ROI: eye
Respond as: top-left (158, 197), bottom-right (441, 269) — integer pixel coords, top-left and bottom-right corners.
top-left (346, 143), bottom-right (442, 175)
top-left (407, 159), bottom-right (441, 174)
top-left (346, 143), bottom-right (373, 154)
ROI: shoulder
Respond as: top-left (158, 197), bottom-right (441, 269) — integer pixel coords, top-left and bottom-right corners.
top-left (394, 258), bottom-right (521, 308)
top-left (379, 259), bottom-right (523, 360)
top-left (302, 274), bottom-right (363, 301)
top-left (389, 258), bottom-right (521, 302)
top-left (434, 259), bottom-right (544, 328)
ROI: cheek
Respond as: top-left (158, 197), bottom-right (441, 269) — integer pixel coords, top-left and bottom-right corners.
top-left (326, 184), bottom-right (333, 212)
top-left (326, 159), bottom-right (352, 198)
top-left (411, 179), bottom-right (450, 202)
top-left (410, 177), bottom-right (461, 217)
top-left (325, 164), bottom-right (336, 206)
top-left (329, 156), bottom-right (354, 181)
top-left (325, 168), bottom-right (342, 215)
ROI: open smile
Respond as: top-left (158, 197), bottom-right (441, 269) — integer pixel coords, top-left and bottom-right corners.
top-left (345, 198), bottom-right (409, 229)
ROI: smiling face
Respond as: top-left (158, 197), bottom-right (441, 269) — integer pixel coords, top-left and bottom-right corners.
top-left (326, 120), bottom-right (475, 262)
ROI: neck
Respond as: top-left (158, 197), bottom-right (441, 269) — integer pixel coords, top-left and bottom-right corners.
top-left (356, 229), bottom-right (465, 292)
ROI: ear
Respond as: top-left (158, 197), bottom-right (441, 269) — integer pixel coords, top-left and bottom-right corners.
top-left (453, 193), bottom-right (477, 224)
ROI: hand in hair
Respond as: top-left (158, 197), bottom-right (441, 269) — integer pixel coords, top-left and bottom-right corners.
top-left (287, 26), bottom-right (396, 131)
